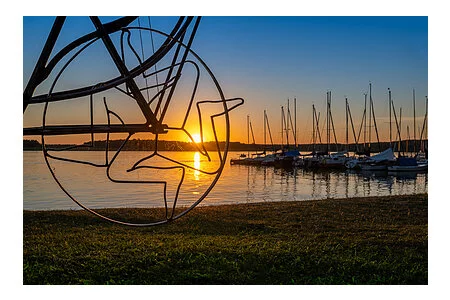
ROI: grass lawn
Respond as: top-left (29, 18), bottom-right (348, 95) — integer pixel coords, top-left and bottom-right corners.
top-left (23, 194), bottom-right (427, 284)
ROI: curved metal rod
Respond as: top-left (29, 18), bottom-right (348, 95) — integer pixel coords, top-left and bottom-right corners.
top-left (44, 153), bottom-right (107, 168)
top-left (24, 31), bottom-right (200, 138)
top-left (43, 95), bottom-right (128, 169)
top-left (145, 98), bottom-right (245, 223)
top-left (23, 17), bottom-right (133, 112)
top-left (37, 18), bottom-right (244, 226)
top-left (35, 17), bottom-right (138, 88)
top-left (158, 17), bottom-right (201, 124)
top-left (140, 25), bottom-right (232, 162)
top-left (127, 56), bottom-right (206, 170)
top-left (127, 165), bottom-right (186, 220)
top-left (104, 133), bottom-right (186, 221)
top-left (150, 97), bottom-right (247, 176)
top-left (42, 148), bottom-right (171, 227)
top-left (25, 17), bottom-right (195, 105)
top-left (40, 37), bottom-right (100, 152)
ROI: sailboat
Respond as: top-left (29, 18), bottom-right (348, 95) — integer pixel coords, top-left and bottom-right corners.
top-left (230, 115), bottom-right (254, 165)
top-left (360, 147), bottom-right (396, 170)
top-left (249, 115), bottom-right (271, 165)
top-left (230, 112), bottom-right (279, 166)
top-left (387, 157), bottom-right (427, 172)
top-left (344, 95), bottom-right (369, 169)
top-left (387, 92), bottom-right (428, 172)
top-left (416, 95), bottom-right (428, 163)
top-left (319, 91), bottom-right (348, 169)
top-left (346, 92), bottom-right (370, 169)
top-left (273, 99), bottom-right (300, 168)
top-left (358, 84), bottom-right (395, 171)
top-left (260, 110), bottom-right (278, 166)
top-left (303, 104), bottom-right (323, 168)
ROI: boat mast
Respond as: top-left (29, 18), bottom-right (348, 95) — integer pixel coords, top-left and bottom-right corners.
top-left (247, 114), bottom-right (250, 158)
top-left (363, 92), bottom-right (367, 152)
top-left (368, 84), bottom-right (372, 152)
top-left (287, 98), bottom-right (296, 148)
top-left (328, 91), bottom-right (339, 152)
top-left (389, 88), bottom-right (392, 148)
top-left (399, 107), bottom-right (402, 154)
top-left (280, 106), bottom-right (284, 149)
top-left (264, 110), bottom-right (266, 153)
top-left (345, 97), bottom-right (349, 152)
top-left (347, 100), bottom-right (359, 153)
top-left (413, 89), bottom-right (416, 154)
top-left (369, 83), bottom-right (381, 152)
top-left (281, 105), bottom-right (289, 149)
top-left (312, 105), bottom-right (315, 153)
top-left (418, 96), bottom-right (428, 154)
top-left (294, 97), bottom-right (297, 148)
top-left (406, 125), bottom-right (410, 153)
top-left (391, 98), bottom-right (402, 157)
top-left (314, 107), bottom-right (322, 146)
top-left (326, 91), bottom-right (330, 154)
top-left (249, 119), bottom-right (256, 145)
top-left (264, 110), bottom-right (274, 152)
top-left (286, 98), bottom-right (290, 149)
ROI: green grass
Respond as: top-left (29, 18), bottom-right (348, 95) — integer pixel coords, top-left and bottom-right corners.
top-left (23, 194), bottom-right (427, 284)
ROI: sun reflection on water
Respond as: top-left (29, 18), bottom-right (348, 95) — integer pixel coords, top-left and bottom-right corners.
top-left (194, 152), bottom-right (201, 180)
top-left (23, 151), bottom-right (428, 210)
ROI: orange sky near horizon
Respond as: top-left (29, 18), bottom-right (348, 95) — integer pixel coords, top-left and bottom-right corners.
top-left (23, 16), bottom-right (428, 146)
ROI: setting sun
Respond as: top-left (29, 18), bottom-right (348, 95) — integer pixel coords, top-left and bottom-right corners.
top-left (192, 133), bottom-right (202, 143)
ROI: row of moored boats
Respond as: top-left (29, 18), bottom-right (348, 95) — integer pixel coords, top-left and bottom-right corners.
top-left (231, 85), bottom-right (428, 173)
top-left (231, 147), bottom-right (428, 172)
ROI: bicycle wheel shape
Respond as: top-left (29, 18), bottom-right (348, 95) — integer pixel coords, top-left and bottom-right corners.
top-left (23, 16), bottom-right (243, 226)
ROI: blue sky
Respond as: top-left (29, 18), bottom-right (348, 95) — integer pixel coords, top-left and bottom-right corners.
top-left (23, 16), bottom-right (428, 144)
top-left (195, 16), bottom-right (428, 144)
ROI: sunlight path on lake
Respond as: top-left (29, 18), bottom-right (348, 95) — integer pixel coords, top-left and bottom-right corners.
top-left (23, 151), bottom-right (427, 210)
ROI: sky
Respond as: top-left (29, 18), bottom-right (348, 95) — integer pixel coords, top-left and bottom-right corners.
top-left (23, 15), bottom-right (428, 145)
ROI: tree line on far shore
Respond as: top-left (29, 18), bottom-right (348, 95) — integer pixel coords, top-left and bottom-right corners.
top-left (23, 138), bottom-right (427, 154)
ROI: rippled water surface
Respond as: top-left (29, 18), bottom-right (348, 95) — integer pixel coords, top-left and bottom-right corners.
top-left (23, 151), bottom-right (428, 210)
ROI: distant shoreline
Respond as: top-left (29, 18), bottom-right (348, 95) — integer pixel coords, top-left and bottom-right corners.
top-left (23, 138), bottom-right (428, 153)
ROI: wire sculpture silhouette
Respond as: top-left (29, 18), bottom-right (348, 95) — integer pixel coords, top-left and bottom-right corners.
top-left (23, 16), bottom-right (243, 226)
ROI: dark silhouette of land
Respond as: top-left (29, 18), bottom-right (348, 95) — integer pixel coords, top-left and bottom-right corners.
top-left (23, 138), bottom-right (428, 154)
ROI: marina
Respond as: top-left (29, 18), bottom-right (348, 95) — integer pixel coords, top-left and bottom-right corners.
top-left (231, 83), bottom-right (428, 173)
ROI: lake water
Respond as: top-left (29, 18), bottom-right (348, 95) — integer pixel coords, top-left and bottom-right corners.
top-left (23, 151), bottom-right (428, 211)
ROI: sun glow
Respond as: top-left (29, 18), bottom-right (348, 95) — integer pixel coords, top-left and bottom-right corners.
top-left (192, 133), bottom-right (202, 143)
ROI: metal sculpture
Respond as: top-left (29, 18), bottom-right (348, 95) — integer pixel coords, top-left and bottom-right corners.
top-left (23, 16), bottom-right (243, 226)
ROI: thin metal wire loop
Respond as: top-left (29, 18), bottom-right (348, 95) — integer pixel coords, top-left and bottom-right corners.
top-left (26, 17), bottom-right (244, 226)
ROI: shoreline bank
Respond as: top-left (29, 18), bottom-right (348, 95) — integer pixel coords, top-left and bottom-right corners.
top-left (24, 193), bottom-right (428, 284)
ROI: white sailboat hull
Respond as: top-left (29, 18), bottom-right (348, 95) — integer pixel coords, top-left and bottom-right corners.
top-left (360, 164), bottom-right (388, 171)
top-left (387, 164), bottom-right (427, 172)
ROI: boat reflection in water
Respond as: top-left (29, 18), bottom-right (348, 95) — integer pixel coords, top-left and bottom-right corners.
top-left (388, 170), bottom-right (428, 180)
top-left (230, 163), bottom-right (427, 205)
